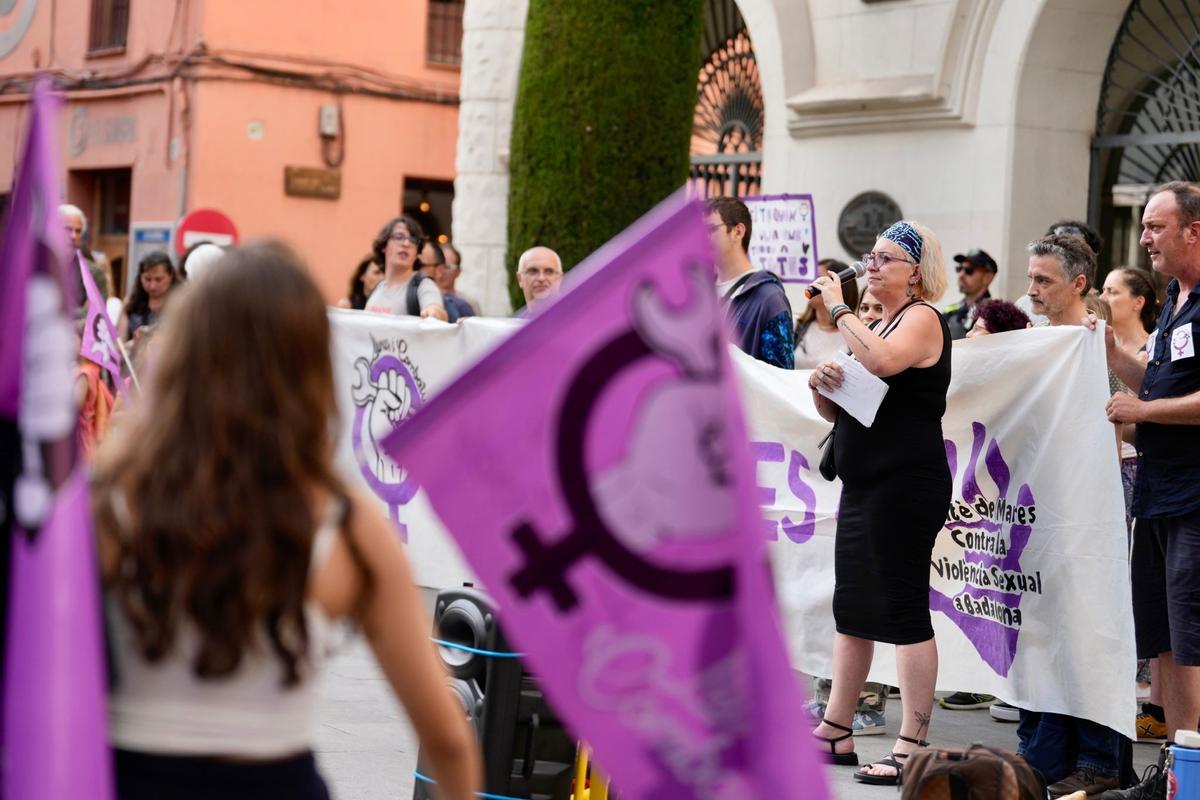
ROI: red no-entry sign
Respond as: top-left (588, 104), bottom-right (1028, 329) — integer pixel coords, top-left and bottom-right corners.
top-left (174, 208), bottom-right (238, 258)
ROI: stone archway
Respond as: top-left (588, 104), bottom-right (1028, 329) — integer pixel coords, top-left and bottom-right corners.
top-left (1092, 0), bottom-right (1200, 273)
top-left (690, 3), bottom-right (765, 197)
top-left (1003, 0), bottom-right (1129, 299)
top-left (693, 0), bottom-right (813, 196)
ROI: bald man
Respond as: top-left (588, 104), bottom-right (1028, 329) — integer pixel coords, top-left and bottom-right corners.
top-left (516, 246), bottom-right (563, 312)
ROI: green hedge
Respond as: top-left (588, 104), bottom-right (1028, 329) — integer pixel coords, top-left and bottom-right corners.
top-left (506, 0), bottom-right (703, 309)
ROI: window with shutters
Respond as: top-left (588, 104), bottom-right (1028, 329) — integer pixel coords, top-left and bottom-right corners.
top-left (88, 0), bottom-right (130, 54)
top-left (427, 0), bottom-right (464, 66)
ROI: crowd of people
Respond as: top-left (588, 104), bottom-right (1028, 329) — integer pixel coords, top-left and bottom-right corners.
top-left (54, 183), bottom-right (1199, 799)
top-left (54, 200), bottom-right (583, 797)
top-left (709, 186), bottom-right (1198, 800)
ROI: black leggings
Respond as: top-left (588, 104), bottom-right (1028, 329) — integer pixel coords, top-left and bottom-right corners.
top-left (115, 749), bottom-right (330, 800)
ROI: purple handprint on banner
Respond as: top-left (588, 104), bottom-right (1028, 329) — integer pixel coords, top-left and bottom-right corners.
top-left (930, 421), bottom-right (1039, 677)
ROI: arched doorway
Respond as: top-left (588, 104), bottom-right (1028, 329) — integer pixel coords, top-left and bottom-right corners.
top-left (1091, 0), bottom-right (1200, 272)
top-left (690, 0), bottom-right (764, 198)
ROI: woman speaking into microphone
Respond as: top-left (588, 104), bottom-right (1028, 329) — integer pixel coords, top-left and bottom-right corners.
top-left (806, 221), bottom-right (951, 787)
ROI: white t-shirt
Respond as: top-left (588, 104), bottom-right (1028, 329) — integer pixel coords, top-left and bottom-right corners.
top-left (364, 274), bottom-right (444, 316)
top-left (794, 323), bottom-right (846, 369)
top-left (715, 269), bottom-right (758, 300)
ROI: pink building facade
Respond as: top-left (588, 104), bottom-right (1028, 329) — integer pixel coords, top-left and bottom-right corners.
top-left (0, 0), bottom-right (461, 301)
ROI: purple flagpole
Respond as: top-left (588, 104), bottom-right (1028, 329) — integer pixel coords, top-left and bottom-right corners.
top-left (0, 78), bottom-right (114, 800)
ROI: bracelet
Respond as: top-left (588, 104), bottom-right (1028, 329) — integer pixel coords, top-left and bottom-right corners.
top-left (831, 306), bottom-right (854, 324)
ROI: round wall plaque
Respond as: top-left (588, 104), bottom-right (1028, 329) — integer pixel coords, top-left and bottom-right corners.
top-left (0, 0), bottom-right (38, 59)
top-left (837, 191), bottom-right (903, 257)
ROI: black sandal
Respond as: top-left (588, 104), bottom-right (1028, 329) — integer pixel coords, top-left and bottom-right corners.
top-left (812, 718), bottom-right (859, 766)
top-left (852, 734), bottom-right (928, 786)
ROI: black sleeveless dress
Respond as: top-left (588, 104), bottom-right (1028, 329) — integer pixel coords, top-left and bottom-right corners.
top-left (830, 302), bottom-right (952, 645)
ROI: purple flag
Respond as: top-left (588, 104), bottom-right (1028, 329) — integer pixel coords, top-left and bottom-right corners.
top-left (78, 253), bottom-right (128, 396)
top-left (0, 78), bottom-right (114, 800)
top-left (384, 194), bottom-right (827, 800)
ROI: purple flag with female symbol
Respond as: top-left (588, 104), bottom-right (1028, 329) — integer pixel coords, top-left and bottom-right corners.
top-left (383, 193), bottom-right (827, 800)
top-left (0, 78), bottom-right (114, 800)
top-left (78, 252), bottom-right (128, 396)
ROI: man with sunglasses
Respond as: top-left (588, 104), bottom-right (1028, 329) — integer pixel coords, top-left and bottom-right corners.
top-left (945, 248), bottom-right (998, 339)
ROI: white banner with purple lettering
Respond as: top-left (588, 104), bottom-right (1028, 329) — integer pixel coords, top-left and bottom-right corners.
top-left (330, 313), bottom-right (1135, 737)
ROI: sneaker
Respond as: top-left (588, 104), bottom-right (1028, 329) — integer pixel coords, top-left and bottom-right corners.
top-left (804, 698), bottom-right (826, 724)
top-left (1099, 748), bottom-right (1167, 800)
top-left (852, 709), bottom-right (887, 736)
top-left (887, 685), bottom-right (901, 697)
top-left (938, 691), bottom-right (996, 710)
top-left (1136, 711), bottom-right (1167, 742)
top-left (1047, 767), bottom-right (1119, 798)
top-left (990, 701), bottom-right (1020, 722)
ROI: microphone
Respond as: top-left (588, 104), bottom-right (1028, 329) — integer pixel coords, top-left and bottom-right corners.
top-left (804, 261), bottom-right (866, 299)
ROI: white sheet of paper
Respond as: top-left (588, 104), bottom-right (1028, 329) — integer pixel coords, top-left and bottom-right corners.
top-left (816, 351), bottom-right (889, 427)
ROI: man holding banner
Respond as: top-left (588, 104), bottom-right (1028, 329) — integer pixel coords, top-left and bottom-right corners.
top-left (1100, 182), bottom-right (1200, 786)
top-left (1018, 232), bottom-right (1126, 798)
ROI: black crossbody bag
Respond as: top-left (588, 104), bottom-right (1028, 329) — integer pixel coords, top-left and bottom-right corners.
top-left (816, 304), bottom-right (923, 481)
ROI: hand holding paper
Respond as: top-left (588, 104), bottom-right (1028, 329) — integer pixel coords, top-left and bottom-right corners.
top-left (816, 351), bottom-right (889, 427)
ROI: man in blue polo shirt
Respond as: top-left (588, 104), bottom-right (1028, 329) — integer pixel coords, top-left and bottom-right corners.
top-left (1096, 181), bottom-right (1200, 800)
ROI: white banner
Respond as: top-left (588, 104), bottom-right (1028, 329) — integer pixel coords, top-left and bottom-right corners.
top-left (331, 310), bottom-right (1135, 736)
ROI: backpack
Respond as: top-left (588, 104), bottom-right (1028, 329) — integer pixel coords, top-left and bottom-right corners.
top-left (405, 271), bottom-right (449, 318)
top-left (900, 744), bottom-right (1046, 800)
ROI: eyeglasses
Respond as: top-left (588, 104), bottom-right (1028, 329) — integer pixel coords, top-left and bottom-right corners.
top-left (389, 233), bottom-right (421, 247)
top-left (861, 251), bottom-right (914, 268)
top-left (955, 265), bottom-right (978, 276)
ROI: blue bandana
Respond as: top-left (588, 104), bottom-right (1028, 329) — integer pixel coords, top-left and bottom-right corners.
top-left (882, 221), bottom-right (923, 264)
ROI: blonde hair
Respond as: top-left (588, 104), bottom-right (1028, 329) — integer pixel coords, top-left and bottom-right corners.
top-left (1085, 293), bottom-right (1113, 325)
top-left (909, 221), bottom-right (947, 302)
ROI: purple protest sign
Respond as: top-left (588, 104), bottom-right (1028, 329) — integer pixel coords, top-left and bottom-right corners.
top-left (78, 252), bottom-right (129, 396)
top-left (384, 193), bottom-right (827, 800)
top-left (0, 78), bottom-right (114, 800)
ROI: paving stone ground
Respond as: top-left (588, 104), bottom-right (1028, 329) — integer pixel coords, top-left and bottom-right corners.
top-left (317, 636), bottom-right (1158, 800)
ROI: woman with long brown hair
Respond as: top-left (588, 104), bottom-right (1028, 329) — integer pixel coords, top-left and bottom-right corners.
top-left (92, 241), bottom-right (480, 799)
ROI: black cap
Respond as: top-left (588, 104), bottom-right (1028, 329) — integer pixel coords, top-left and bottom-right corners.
top-left (953, 248), bottom-right (997, 273)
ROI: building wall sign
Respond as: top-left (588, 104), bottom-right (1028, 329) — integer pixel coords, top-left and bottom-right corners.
top-left (836, 191), bottom-right (903, 256)
top-left (0, 0), bottom-right (38, 59)
top-left (69, 106), bottom-right (137, 157)
top-left (284, 166), bottom-right (341, 199)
